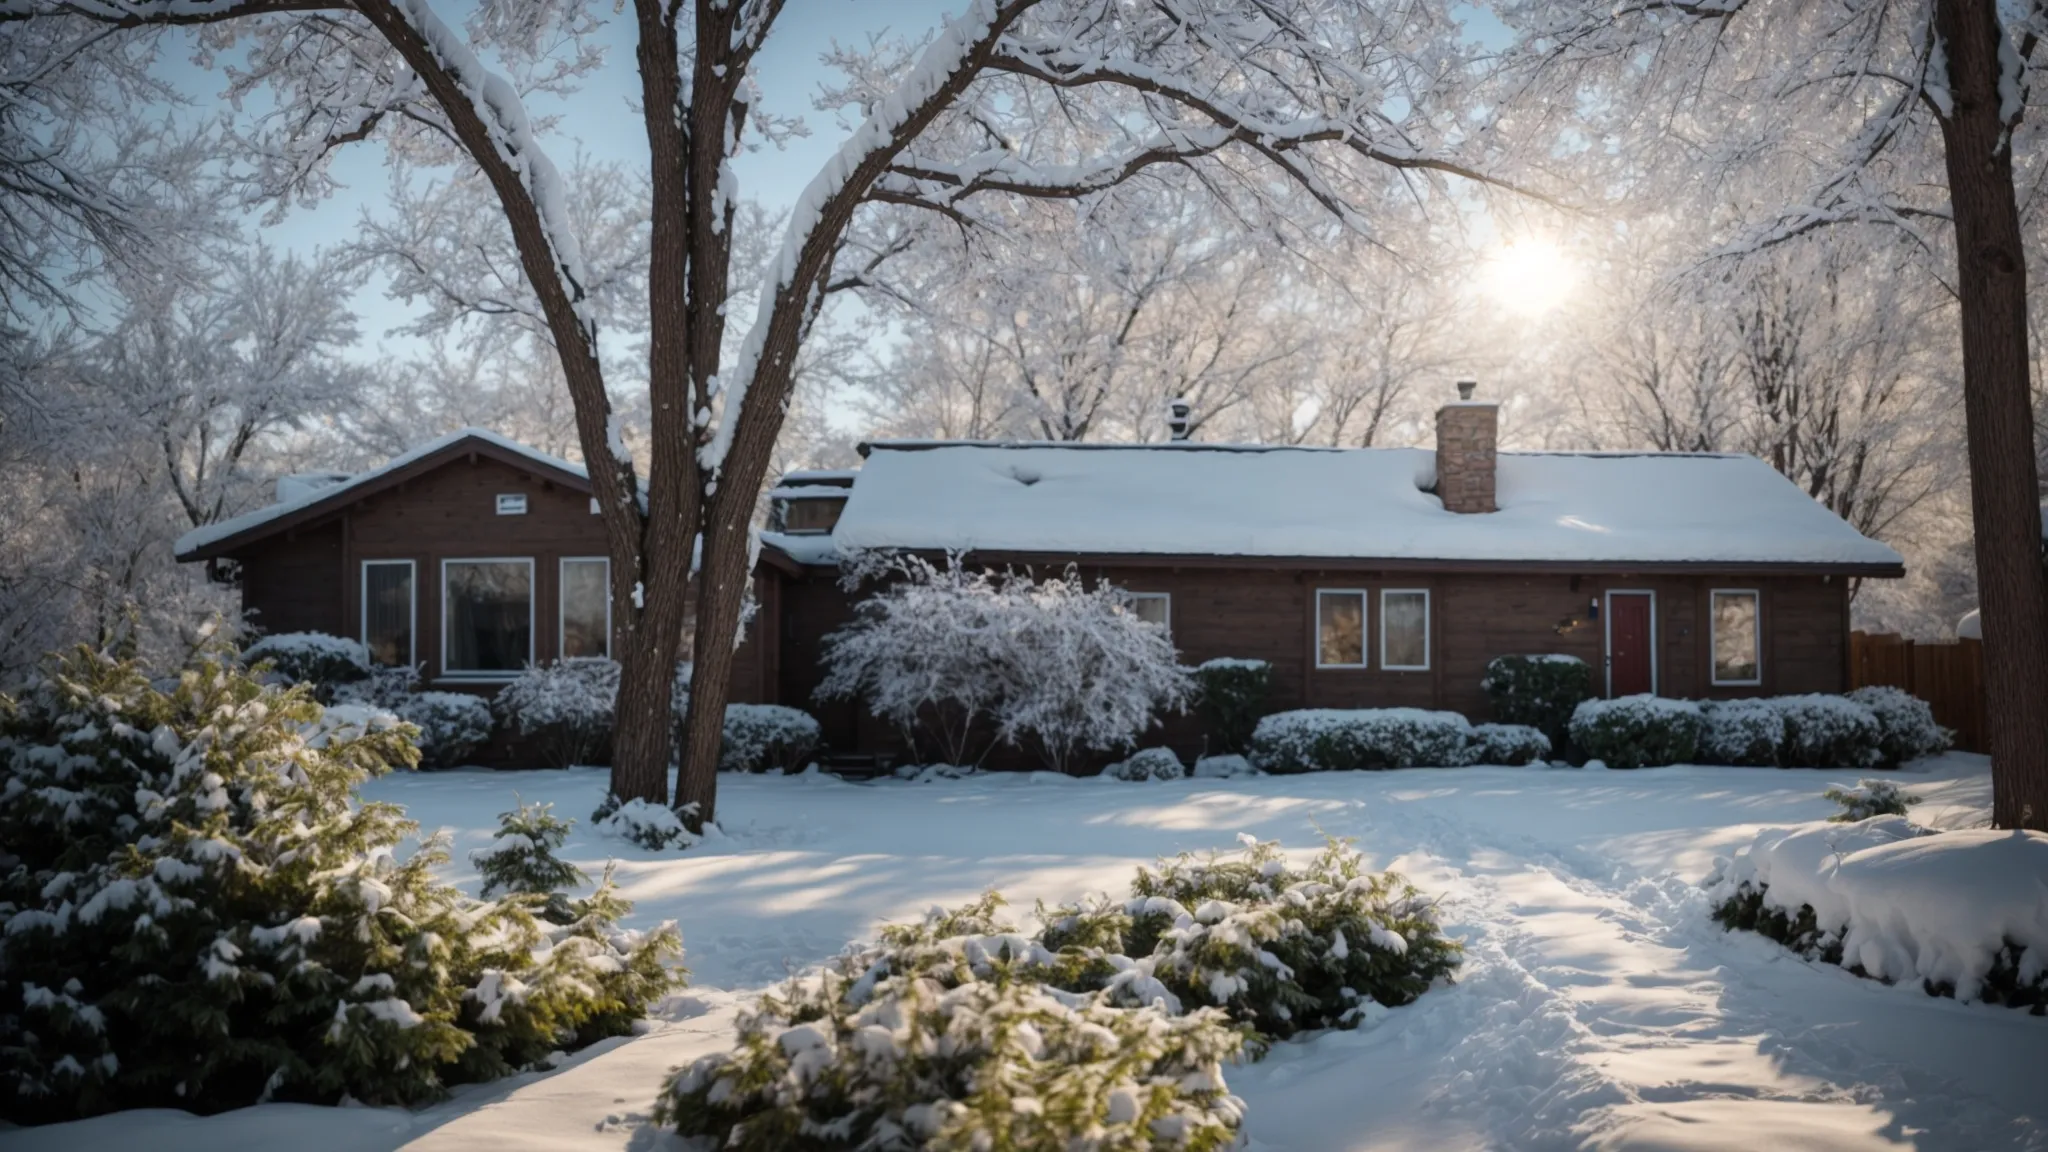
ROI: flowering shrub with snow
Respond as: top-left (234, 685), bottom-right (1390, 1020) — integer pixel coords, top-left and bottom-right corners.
top-left (717, 703), bottom-right (820, 773)
top-left (1248, 708), bottom-right (1473, 773)
top-left (1772, 694), bottom-right (1882, 768)
top-left (1104, 746), bottom-right (1186, 782)
top-left (656, 893), bottom-right (1248, 1151)
top-left (396, 691), bottom-right (495, 769)
top-left (590, 793), bottom-right (700, 850)
top-left (1708, 820), bottom-right (2046, 1012)
top-left (494, 658), bottom-right (619, 768)
top-left (1700, 700), bottom-right (1786, 766)
top-left (1568, 695), bottom-right (1703, 769)
top-left (1480, 654), bottom-right (1591, 752)
top-left (241, 631), bottom-right (370, 701)
top-left (1466, 723), bottom-right (1551, 766)
top-left (1192, 657), bottom-right (1272, 755)
top-left (1824, 779), bottom-right (1922, 822)
top-left (472, 800), bottom-right (584, 919)
top-left (0, 647), bottom-right (684, 1123)
top-left (1846, 685), bottom-right (1952, 766)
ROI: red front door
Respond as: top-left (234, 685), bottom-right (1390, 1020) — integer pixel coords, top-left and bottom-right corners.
top-left (1607, 592), bottom-right (1654, 696)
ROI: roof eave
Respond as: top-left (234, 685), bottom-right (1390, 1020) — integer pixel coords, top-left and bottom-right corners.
top-left (848, 546), bottom-right (1905, 578)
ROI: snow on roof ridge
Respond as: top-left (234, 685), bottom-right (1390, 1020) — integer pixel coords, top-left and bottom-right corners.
top-left (175, 427), bottom-right (589, 559)
top-left (858, 438), bottom-right (1756, 462)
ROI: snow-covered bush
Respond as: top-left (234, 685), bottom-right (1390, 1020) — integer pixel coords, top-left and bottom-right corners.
top-left (1192, 754), bottom-right (1259, 779)
top-left (1824, 779), bottom-right (1923, 822)
top-left (1041, 837), bottom-right (1463, 1042)
top-left (1104, 745), bottom-right (1186, 782)
top-left (1700, 699), bottom-right (1786, 766)
top-left (590, 793), bottom-right (700, 850)
top-left (472, 800), bottom-right (585, 923)
top-left (1247, 708), bottom-right (1473, 773)
top-left (1772, 694), bottom-right (1882, 768)
top-left (1847, 686), bottom-right (1952, 766)
top-left (1192, 657), bottom-right (1272, 755)
top-left (0, 647), bottom-right (684, 1123)
top-left (494, 658), bottom-right (619, 768)
top-left (334, 662), bottom-right (420, 708)
top-left (717, 703), bottom-right (819, 773)
top-left (1480, 654), bottom-right (1591, 752)
top-left (241, 630), bottom-right (370, 701)
top-left (1568, 695), bottom-right (1703, 769)
top-left (656, 899), bottom-right (1249, 1151)
top-left (1466, 723), bottom-right (1551, 766)
top-left (1708, 821), bottom-right (2046, 1012)
top-left (396, 691), bottom-right (494, 769)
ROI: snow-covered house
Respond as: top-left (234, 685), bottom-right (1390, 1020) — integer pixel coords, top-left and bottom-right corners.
top-left (178, 391), bottom-right (1902, 764)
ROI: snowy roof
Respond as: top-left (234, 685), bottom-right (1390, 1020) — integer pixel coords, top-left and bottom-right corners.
top-left (175, 428), bottom-right (590, 560)
top-left (760, 531), bottom-right (840, 567)
top-left (830, 441), bottom-right (1904, 572)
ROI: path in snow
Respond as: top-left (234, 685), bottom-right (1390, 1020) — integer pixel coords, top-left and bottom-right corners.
top-left (8, 755), bottom-right (2041, 1152)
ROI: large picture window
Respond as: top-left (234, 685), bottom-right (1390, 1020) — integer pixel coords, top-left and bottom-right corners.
top-left (443, 559), bottom-right (533, 677)
top-left (362, 560), bottom-right (414, 668)
top-left (1316, 590), bottom-right (1367, 668)
top-left (1127, 592), bottom-right (1171, 634)
top-left (1380, 589), bottom-right (1430, 671)
top-left (1711, 589), bottom-right (1762, 686)
top-left (560, 557), bottom-right (611, 660)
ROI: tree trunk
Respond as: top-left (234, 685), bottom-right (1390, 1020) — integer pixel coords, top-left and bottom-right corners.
top-left (611, 621), bottom-right (684, 805)
top-left (1934, 0), bottom-right (2048, 830)
top-left (674, 535), bottom-right (752, 829)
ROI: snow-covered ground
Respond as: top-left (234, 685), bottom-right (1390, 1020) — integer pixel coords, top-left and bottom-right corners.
top-left (11, 754), bottom-right (2043, 1152)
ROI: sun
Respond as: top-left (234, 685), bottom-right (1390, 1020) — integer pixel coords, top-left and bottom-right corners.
top-left (1481, 238), bottom-right (1579, 317)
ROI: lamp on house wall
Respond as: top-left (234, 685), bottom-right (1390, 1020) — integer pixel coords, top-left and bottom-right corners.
top-left (1166, 397), bottom-right (1194, 441)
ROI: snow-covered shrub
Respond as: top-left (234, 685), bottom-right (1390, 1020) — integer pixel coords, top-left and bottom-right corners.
top-left (1466, 723), bottom-right (1551, 766)
top-left (1247, 708), bottom-right (1473, 773)
top-left (1847, 685), bottom-right (1952, 766)
top-left (656, 899), bottom-right (1249, 1151)
top-left (816, 554), bottom-right (1016, 768)
top-left (717, 703), bottom-right (819, 773)
top-left (0, 647), bottom-right (684, 1123)
top-left (241, 631), bottom-right (370, 701)
top-left (1772, 694), bottom-right (1882, 769)
top-left (396, 691), bottom-right (494, 769)
top-left (1568, 695), bottom-right (1703, 769)
top-left (1700, 699), bottom-right (1786, 766)
top-left (1480, 654), bottom-right (1591, 752)
top-left (1192, 657), bottom-right (1272, 755)
top-left (894, 762), bottom-right (979, 782)
top-left (1708, 821), bottom-right (2046, 1012)
top-left (494, 658), bottom-right (619, 768)
top-left (1041, 837), bottom-right (1463, 1042)
top-left (472, 800), bottom-right (585, 923)
top-left (1104, 745), bottom-right (1186, 782)
top-left (334, 662), bottom-right (420, 708)
top-left (1192, 754), bottom-right (1259, 779)
top-left (590, 793), bottom-right (700, 850)
top-left (1824, 779), bottom-right (1923, 822)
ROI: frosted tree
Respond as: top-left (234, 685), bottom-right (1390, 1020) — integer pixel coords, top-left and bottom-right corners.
top-left (3, 0), bottom-right (1542, 827)
top-left (1498, 0), bottom-right (2048, 828)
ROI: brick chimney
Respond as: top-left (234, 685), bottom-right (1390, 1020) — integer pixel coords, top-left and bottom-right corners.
top-left (1435, 379), bottom-right (1498, 514)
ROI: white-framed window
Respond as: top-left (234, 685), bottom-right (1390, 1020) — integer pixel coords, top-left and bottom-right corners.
top-left (1711, 588), bottom-right (1763, 686)
top-left (1316, 589), bottom-right (1368, 668)
top-left (1127, 592), bottom-right (1171, 634)
top-left (442, 558), bottom-right (534, 678)
top-left (1380, 589), bottom-right (1430, 671)
top-left (560, 557), bottom-right (611, 660)
top-left (496, 493), bottom-right (528, 515)
top-left (361, 560), bottom-right (415, 668)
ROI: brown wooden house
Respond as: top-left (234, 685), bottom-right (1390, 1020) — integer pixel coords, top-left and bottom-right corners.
top-left (179, 392), bottom-right (1904, 766)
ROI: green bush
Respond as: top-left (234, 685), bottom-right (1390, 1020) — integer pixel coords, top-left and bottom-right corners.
top-left (472, 800), bottom-right (585, 922)
top-left (1467, 723), bottom-right (1551, 766)
top-left (1192, 658), bottom-right (1272, 755)
top-left (1846, 686), bottom-right (1952, 766)
top-left (1568, 695), bottom-right (1704, 769)
top-left (1105, 745), bottom-right (1187, 781)
top-left (1247, 709), bottom-right (1473, 773)
top-left (1774, 695), bottom-right (1882, 769)
top-left (1700, 700), bottom-right (1785, 766)
top-left (1823, 779), bottom-right (1922, 822)
top-left (241, 631), bottom-right (370, 702)
top-left (1480, 655), bottom-right (1591, 752)
top-left (718, 704), bottom-right (820, 773)
top-left (0, 647), bottom-right (684, 1123)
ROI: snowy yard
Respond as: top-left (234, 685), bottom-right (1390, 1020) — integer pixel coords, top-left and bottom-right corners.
top-left (14, 754), bottom-right (2044, 1152)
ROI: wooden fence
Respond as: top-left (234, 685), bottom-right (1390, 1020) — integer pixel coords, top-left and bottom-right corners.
top-left (1848, 631), bottom-right (1985, 753)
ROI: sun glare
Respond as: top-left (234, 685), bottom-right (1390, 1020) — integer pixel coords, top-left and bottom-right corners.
top-left (1481, 238), bottom-right (1578, 317)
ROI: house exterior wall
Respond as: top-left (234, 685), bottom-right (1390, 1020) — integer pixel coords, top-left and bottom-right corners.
top-left (236, 521), bottom-right (346, 637)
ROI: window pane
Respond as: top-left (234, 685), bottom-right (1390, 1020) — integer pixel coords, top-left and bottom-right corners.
top-left (364, 562), bottom-right (413, 667)
top-left (1318, 591), bottom-right (1365, 666)
top-left (1383, 591), bottom-right (1429, 669)
top-left (1714, 592), bottom-right (1760, 683)
top-left (1130, 593), bottom-right (1169, 630)
top-left (562, 559), bottom-right (610, 659)
top-left (446, 561), bottom-right (531, 673)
